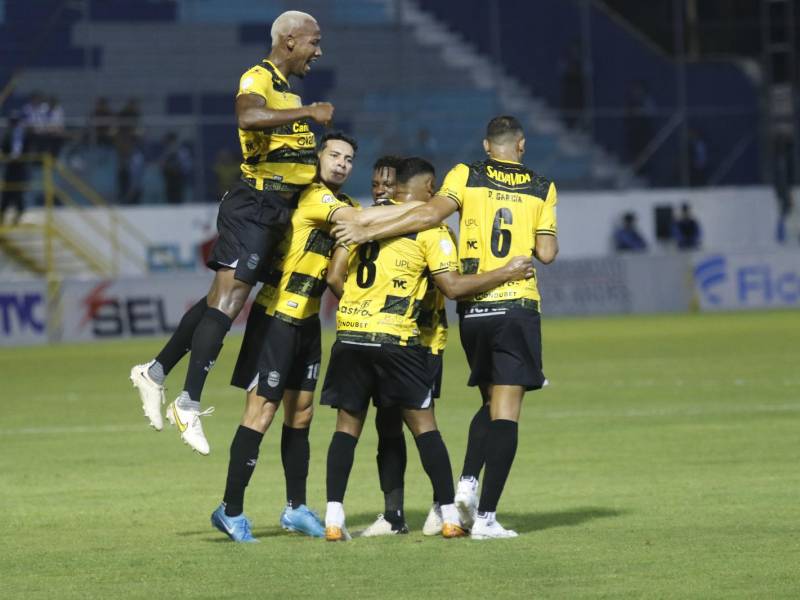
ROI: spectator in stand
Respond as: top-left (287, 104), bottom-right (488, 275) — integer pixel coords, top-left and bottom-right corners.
top-left (613, 212), bottom-right (647, 252)
top-left (160, 132), bottom-right (192, 204)
top-left (559, 41), bottom-right (585, 130)
top-left (673, 203), bottom-right (702, 250)
top-left (115, 98), bottom-right (143, 204)
top-left (687, 128), bottom-right (709, 186)
top-left (91, 97), bottom-right (114, 146)
top-left (21, 91), bottom-right (49, 153)
top-left (43, 96), bottom-right (66, 157)
top-left (117, 98), bottom-right (141, 137)
top-left (1, 112), bottom-right (31, 225)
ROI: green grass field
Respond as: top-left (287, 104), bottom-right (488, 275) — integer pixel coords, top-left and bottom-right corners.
top-left (1, 311), bottom-right (799, 599)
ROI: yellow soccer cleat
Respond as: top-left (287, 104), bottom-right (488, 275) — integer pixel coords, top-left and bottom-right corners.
top-left (325, 525), bottom-right (351, 542)
top-left (441, 522), bottom-right (468, 538)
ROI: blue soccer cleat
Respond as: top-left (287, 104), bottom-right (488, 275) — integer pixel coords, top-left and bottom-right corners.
top-left (210, 503), bottom-right (259, 543)
top-left (280, 504), bottom-right (325, 538)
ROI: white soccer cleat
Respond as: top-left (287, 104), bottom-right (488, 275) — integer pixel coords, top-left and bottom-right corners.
top-left (129, 361), bottom-right (165, 431)
top-left (471, 515), bottom-right (519, 540)
top-left (455, 478), bottom-right (479, 530)
top-left (422, 503), bottom-right (443, 536)
top-left (165, 399), bottom-right (215, 455)
top-left (361, 514), bottom-right (404, 537)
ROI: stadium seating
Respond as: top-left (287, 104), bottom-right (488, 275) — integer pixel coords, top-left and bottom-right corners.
top-left (2, 0), bottom-right (760, 201)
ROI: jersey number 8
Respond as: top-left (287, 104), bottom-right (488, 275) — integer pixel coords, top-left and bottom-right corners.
top-left (356, 241), bottom-right (380, 288)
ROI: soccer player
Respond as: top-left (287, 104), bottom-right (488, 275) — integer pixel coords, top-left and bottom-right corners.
top-left (210, 133), bottom-right (421, 543)
top-left (321, 157), bottom-right (536, 541)
top-left (332, 116), bottom-right (559, 539)
top-left (360, 158), bottom-right (451, 537)
top-left (129, 11), bottom-right (334, 455)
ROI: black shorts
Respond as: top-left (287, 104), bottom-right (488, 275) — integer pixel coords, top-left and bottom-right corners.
top-left (230, 309), bottom-right (322, 401)
top-left (206, 179), bottom-right (296, 286)
top-left (428, 352), bottom-right (443, 399)
top-left (459, 307), bottom-right (545, 391)
top-left (320, 341), bottom-right (434, 413)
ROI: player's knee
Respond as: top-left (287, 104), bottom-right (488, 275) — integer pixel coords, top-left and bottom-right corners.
top-left (287, 402), bottom-right (313, 429)
top-left (242, 397), bottom-right (278, 432)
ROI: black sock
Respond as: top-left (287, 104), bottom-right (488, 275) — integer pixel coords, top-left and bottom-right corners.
top-left (377, 434), bottom-right (406, 516)
top-left (326, 431), bottom-right (358, 503)
top-left (281, 425), bottom-right (310, 508)
top-left (223, 425), bottom-right (264, 517)
top-left (478, 420), bottom-right (519, 513)
top-left (462, 404), bottom-right (490, 480)
top-left (155, 297), bottom-right (207, 376)
top-left (183, 307), bottom-right (232, 403)
top-left (414, 430), bottom-right (455, 506)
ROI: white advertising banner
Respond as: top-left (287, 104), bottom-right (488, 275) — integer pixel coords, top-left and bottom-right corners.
top-left (692, 251), bottom-right (800, 311)
top-left (57, 273), bottom-right (250, 342)
top-left (0, 280), bottom-right (48, 346)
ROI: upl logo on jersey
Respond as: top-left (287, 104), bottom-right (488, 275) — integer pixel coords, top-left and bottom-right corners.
top-left (693, 253), bottom-right (800, 310)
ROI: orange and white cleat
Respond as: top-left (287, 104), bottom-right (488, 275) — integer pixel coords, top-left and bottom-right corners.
top-left (325, 525), bottom-right (352, 542)
top-left (442, 522), bottom-right (468, 538)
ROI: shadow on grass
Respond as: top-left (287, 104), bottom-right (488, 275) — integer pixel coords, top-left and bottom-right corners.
top-left (178, 506), bottom-right (625, 542)
top-left (503, 506), bottom-right (625, 533)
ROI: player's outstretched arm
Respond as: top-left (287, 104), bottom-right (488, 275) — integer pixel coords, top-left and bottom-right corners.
top-left (326, 245), bottom-right (349, 299)
top-left (432, 256), bottom-right (534, 300)
top-left (236, 94), bottom-right (334, 130)
top-left (533, 234), bottom-right (558, 264)
top-left (331, 195), bottom-right (458, 245)
top-left (330, 201), bottom-right (425, 228)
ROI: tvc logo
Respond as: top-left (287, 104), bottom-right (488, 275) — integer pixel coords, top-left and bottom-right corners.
top-left (694, 254), bottom-right (800, 307)
top-left (0, 293), bottom-right (45, 335)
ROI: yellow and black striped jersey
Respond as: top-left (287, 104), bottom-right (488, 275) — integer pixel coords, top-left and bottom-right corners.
top-left (418, 280), bottom-right (448, 355)
top-left (255, 182), bottom-right (357, 323)
top-left (417, 225), bottom-right (455, 355)
top-left (437, 158), bottom-right (557, 308)
top-left (337, 225), bottom-right (458, 345)
top-left (237, 59), bottom-right (317, 192)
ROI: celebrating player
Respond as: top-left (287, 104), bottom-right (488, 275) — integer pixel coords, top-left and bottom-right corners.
top-left (210, 133), bottom-right (422, 543)
top-left (321, 157), bottom-right (536, 541)
top-left (332, 116), bottom-right (559, 539)
top-left (129, 11), bottom-right (333, 455)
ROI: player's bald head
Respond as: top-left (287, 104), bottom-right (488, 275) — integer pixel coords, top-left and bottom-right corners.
top-left (270, 11), bottom-right (318, 47)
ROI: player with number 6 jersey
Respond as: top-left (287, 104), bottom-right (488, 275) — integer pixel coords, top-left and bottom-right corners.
top-left (329, 116), bottom-right (559, 539)
top-left (320, 157), bottom-right (536, 541)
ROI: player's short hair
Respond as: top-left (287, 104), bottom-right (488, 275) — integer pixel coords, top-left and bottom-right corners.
top-left (486, 115), bottom-right (524, 142)
top-left (318, 131), bottom-right (358, 154)
top-left (270, 10), bottom-right (316, 46)
top-left (372, 155), bottom-right (403, 172)
top-left (396, 157), bottom-right (435, 184)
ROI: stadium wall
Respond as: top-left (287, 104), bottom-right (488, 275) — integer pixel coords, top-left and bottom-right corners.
top-left (6, 186), bottom-right (786, 279)
top-left (2, 248), bottom-right (798, 347)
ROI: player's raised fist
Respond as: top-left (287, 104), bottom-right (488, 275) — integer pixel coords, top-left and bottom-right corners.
top-left (308, 102), bottom-right (334, 126)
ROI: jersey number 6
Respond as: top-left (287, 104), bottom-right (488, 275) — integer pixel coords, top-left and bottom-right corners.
top-left (491, 208), bottom-right (513, 258)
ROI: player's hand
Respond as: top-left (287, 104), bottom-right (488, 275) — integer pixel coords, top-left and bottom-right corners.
top-left (308, 102), bottom-right (334, 126)
top-left (503, 256), bottom-right (535, 280)
top-left (332, 221), bottom-right (371, 245)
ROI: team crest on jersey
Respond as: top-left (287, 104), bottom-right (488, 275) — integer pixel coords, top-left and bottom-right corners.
top-left (247, 253), bottom-right (260, 270)
top-left (267, 371), bottom-right (280, 387)
top-left (439, 239), bottom-right (454, 255)
top-left (321, 194), bottom-right (335, 204)
top-left (241, 76), bottom-right (254, 90)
